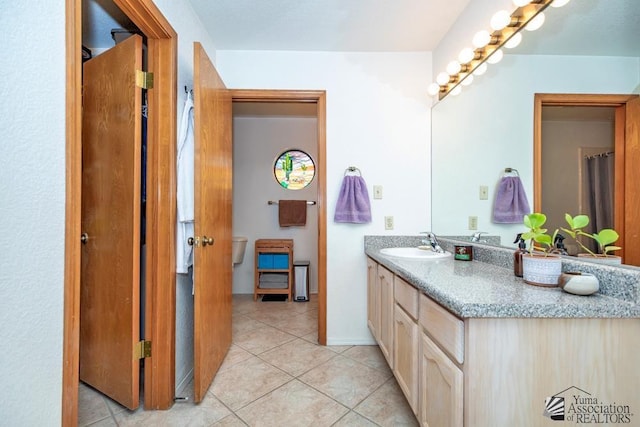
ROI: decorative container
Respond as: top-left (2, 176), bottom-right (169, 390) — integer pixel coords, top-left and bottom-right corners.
top-left (522, 253), bottom-right (561, 287)
top-left (576, 254), bottom-right (622, 265)
top-left (558, 272), bottom-right (599, 295)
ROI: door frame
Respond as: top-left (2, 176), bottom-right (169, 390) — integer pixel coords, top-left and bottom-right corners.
top-left (231, 89), bottom-right (327, 344)
top-left (64, 0), bottom-right (177, 424)
top-left (533, 93), bottom-right (639, 263)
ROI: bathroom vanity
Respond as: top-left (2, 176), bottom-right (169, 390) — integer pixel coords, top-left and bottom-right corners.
top-left (365, 236), bottom-right (640, 427)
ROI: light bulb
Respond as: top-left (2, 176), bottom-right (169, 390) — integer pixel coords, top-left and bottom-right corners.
top-left (427, 83), bottom-right (440, 97)
top-left (461, 74), bottom-right (474, 86)
top-left (451, 86), bottom-right (462, 97)
top-left (525, 12), bottom-right (545, 31)
top-left (504, 32), bottom-right (522, 49)
top-left (551, 0), bottom-right (571, 7)
top-left (487, 49), bottom-right (503, 64)
top-left (513, 0), bottom-right (531, 6)
top-left (473, 62), bottom-right (488, 76)
top-left (458, 47), bottom-right (475, 64)
top-left (446, 60), bottom-right (461, 76)
top-left (436, 72), bottom-right (450, 86)
top-left (472, 30), bottom-right (491, 48)
top-left (491, 10), bottom-right (511, 31)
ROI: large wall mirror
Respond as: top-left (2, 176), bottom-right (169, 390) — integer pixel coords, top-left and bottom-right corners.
top-left (432, 0), bottom-right (640, 265)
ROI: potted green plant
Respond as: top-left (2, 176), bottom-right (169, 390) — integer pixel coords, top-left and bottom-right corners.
top-left (561, 214), bottom-right (621, 264)
top-left (521, 213), bottom-right (562, 287)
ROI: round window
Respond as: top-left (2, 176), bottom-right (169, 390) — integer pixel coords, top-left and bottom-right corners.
top-left (273, 149), bottom-right (315, 190)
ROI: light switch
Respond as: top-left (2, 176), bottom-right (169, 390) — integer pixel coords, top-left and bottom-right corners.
top-left (479, 185), bottom-right (489, 200)
top-left (373, 185), bottom-right (383, 199)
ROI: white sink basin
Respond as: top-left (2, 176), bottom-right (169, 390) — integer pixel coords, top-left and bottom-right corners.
top-left (380, 247), bottom-right (452, 260)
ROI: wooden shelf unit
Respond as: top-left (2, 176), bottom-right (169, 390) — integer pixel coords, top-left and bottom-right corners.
top-left (254, 239), bottom-right (293, 301)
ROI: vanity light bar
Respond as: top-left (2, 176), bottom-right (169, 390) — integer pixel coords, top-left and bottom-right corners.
top-left (434, 0), bottom-right (555, 101)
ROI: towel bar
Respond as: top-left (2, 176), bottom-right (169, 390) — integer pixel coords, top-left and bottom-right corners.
top-left (268, 200), bottom-right (316, 205)
top-left (344, 166), bottom-right (362, 176)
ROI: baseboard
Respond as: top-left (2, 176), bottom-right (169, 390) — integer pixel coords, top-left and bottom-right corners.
top-left (326, 338), bottom-right (377, 346)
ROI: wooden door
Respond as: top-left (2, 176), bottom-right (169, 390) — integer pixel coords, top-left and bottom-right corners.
top-left (622, 96), bottom-right (640, 265)
top-left (193, 42), bottom-right (233, 403)
top-left (80, 35), bottom-right (142, 410)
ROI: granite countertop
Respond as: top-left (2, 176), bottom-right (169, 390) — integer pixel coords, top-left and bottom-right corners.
top-left (365, 236), bottom-right (640, 319)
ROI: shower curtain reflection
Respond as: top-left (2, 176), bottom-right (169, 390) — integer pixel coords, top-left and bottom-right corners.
top-left (584, 151), bottom-right (615, 252)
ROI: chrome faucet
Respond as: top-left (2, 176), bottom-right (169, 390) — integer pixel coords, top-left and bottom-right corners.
top-left (471, 231), bottom-right (487, 242)
top-left (420, 232), bottom-right (445, 253)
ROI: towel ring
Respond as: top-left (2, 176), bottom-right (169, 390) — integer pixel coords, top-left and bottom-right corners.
top-left (503, 167), bottom-right (519, 177)
top-left (344, 166), bottom-right (362, 176)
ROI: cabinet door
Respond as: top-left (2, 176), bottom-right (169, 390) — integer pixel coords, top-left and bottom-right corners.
top-left (420, 332), bottom-right (463, 427)
top-left (378, 266), bottom-right (394, 365)
top-left (366, 258), bottom-right (379, 340)
top-left (394, 304), bottom-right (419, 414)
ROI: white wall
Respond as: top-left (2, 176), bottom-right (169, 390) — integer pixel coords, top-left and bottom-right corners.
top-left (0, 2), bottom-right (66, 425)
top-left (431, 54), bottom-right (640, 246)
top-left (217, 50), bottom-right (432, 344)
top-left (153, 0), bottom-right (218, 395)
top-left (233, 116), bottom-right (318, 294)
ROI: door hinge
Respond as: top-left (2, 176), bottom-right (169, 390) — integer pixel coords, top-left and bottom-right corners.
top-left (136, 70), bottom-right (154, 89)
top-left (135, 340), bottom-right (151, 359)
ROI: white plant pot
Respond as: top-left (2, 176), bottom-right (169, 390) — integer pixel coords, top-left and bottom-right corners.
top-left (576, 254), bottom-right (622, 265)
top-left (522, 254), bottom-right (562, 287)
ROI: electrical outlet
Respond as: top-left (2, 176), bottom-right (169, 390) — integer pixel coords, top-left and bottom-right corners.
top-left (373, 185), bottom-right (383, 200)
top-left (479, 185), bottom-right (489, 200)
top-left (468, 216), bottom-right (478, 230)
top-left (385, 216), bottom-right (394, 230)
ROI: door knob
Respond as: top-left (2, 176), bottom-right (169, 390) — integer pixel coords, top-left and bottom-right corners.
top-left (202, 236), bottom-right (214, 246)
top-left (187, 237), bottom-right (194, 246)
top-left (188, 237), bottom-right (200, 247)
top-left (81, 232), bottom-right (89, 244)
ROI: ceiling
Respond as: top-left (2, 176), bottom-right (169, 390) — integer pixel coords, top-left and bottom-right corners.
top-left (514, 0), bottom-right (640, 57)
top-left (186, 0), bottom-right (472, 52)
top-left (84, 0), bottom-right (640, 57)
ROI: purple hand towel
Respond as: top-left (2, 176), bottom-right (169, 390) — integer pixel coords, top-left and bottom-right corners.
top-left (334, 175), bottom-right (372, 223)
top-left (492, 176), bottom-right (531, 223)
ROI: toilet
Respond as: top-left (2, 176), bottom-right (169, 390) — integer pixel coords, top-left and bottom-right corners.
top-left (232, 236), bottom-right (248, 265)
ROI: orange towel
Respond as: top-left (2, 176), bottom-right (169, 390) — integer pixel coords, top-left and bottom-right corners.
top-left (278, 200), bottom-right (307, 227)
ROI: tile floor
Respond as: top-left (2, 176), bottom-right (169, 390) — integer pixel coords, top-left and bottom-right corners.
top-left (79, 294), bottom-right (418, 426)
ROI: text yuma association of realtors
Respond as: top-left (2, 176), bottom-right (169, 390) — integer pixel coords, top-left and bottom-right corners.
top-left (567, 395), bottom-right (633, 424)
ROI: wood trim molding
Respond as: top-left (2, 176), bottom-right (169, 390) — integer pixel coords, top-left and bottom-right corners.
top-left (231, 89), bottom-right (328, 345)
top-left (64, 0), bottom-right (177, 423)
top-left (535, 93), bottom-right (636, 106)
top-left (533, 94), bottom-right (543, 212)
top-left (534, 93), bottom-right (640, 265)
top-left (62, 0), bottom-right (82, 425)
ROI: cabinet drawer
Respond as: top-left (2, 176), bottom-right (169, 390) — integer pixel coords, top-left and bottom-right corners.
top-left (394, 276), bottom-right (418, 320)
top-left (419, 294), bottom-right (464, 364)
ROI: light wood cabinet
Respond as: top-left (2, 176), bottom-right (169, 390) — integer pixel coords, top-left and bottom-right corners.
top-left (394, 300), bottom-right (419, 413)
top-left (378, 265), bottom-right (394, 366)
top-left (366, 258), bottom-right (379, 340)
top-left (420, 332), bottom-right (463, 427)
top-left (366, 257), bottom-right (640, 427)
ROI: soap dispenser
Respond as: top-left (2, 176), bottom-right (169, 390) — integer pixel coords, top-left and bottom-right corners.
top-left (513, 233), bottom-right (527, 277)
top-left (552, 233), bottom-right (569, 256)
